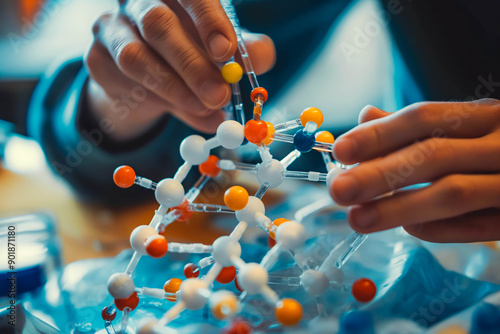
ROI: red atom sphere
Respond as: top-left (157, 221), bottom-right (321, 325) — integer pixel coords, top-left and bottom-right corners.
top-left (225, 318), bottom-right (252, 334)
top-left (101, 306), bottom-right (116, 321)
top-left (234, 275), bottom-right (244, 292)
top-left (216, 266), bottom-right (237, 284)
top-left (244, 120), bottom-right (268, 144)
top-left (114, 291), bottom-right (139, 311)
top-left (184, 263), bottom-right (200, 278)
top-left (145, 236), bottom-right (168, 258)
top-left (113, 165), bottom-right (136, 188)
top-left (170, 199), bottom-right (193, 222)
top-left (250, 87), bottom-right (268, 103)
top-left (199, 155), bottom-right (221, 178)
top-left (267, 236), bottom-right (276, 248)
top-left (352, 278), bottom-right (377, 303)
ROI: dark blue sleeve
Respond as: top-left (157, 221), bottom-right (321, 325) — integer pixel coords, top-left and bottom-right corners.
top-left (27, 58), bottom-right (197, 206)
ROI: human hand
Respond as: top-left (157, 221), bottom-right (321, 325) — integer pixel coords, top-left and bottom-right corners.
top-left (330, 99), bottom-right (500, 242)
top-left (84, 0), bottom-right (275, 141)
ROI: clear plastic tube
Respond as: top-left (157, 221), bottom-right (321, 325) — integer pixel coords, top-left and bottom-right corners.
top-left (267, 274), bottom-right (301, 287)
top-left (134, 176), bottom-right (157, 190)
top-left (188, 203), bottom-right (234, 214)
top-left (280, 149), bottom-right (301, 168)
top-left (218, 160), bottom-right (257, 171)
top-left (254, 184), bottom-right (270, 199)
top-left (274, 119), bottom-right (302, 132)
top-left (231, 82), bottom-right (245, 124)
top-left (273, 133), bottom-right (294, 144)
top-left (284, 170), bottom-right (327, 182)
top-left (168, 242), bottom-right (213, 253)
top-left (319, 232), bottom-right (368, 272)
top-left (185, 175), bottom-right (210, 203)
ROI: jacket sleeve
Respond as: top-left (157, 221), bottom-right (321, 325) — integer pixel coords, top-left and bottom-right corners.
top-left (27, 58), bottom-right (198, 206)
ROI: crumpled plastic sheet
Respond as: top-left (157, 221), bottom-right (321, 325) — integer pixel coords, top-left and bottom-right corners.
top-left (58, 203), bottom-right (500, 334)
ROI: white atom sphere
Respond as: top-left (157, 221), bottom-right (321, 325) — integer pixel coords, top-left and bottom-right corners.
top-left (238, 263), bottom-right (268, 294)
top-left (216, 120), bottom-right (244, 149)
top-left (212, 236), bottom-right (242, 267)
top-left (209, 290), bottom-right (238, 319)
top-left (300, 270), bottom-right (330, 296)
top-left (179, 278), bottom-right (209, 310)
top-left (179, 135), bottom-right (210, 165)
top-left (107, 273), bottom-right (135, 299)
top-left (276, 221), bottom-right (306, 250)
top-left (326, 166), bottom-right (344, 188)
top-left (137, 320), bottom-right (158, 334)
top-left (324, 267), bottom-right (344, 283)
top-left (256, 159), bottom-right (285, 188)
top-left (235, 196), bottom-right (265, 226)
top-left (155, 178), bottom-right (185, 207)
top-left (130, 225), bottom-right (157, 254)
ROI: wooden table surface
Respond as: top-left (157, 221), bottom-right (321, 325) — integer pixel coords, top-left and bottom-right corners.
top-left (0, 137), bottom-right (284, 264)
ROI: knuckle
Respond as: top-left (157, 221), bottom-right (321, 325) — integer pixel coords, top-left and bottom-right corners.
top-left (408, 102), bottom-right (437, 124)
top-left (117, 42), bottom-right (143, 73)
top-left (420, 137), bottom-right (450, 162)
top-left (92, 13), bottom-right (111, 35)
top-left (176, 47), bottom-right (204, 76)
top-left (438, 175), bottom-right (471, 208)
top-left (141, 7), bottom-right (176, 42)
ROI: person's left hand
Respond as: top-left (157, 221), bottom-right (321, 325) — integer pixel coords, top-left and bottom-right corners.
top-left (330, 98), bottom-right (500, 243)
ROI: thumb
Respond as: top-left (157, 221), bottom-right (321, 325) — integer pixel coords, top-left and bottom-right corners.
top-left (240, 31), bottom-right (276, 75)
top-left (358, 105), bottom-right (392, 124)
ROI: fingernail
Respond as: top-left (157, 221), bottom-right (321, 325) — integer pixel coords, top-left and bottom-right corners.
top-left (201, 80), bottom-right (229, 108)
top-left (333, 137), bottom-right (357, 162)
top-left (209, 33), bottom-right (232, 60)
top-left (349, 206), bottom-right (378, 229)
top-left (332, 174), bottom-right (359, 203)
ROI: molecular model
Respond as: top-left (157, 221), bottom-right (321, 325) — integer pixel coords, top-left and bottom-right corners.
top-left (99, 1), bottom-right (377, 333)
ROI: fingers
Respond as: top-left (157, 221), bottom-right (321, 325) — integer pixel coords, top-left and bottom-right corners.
top-left (178, 0), bottom-right (237, 61)
top-left (403, 208), bottom-right (500, 243)
top-left (347, 174), bottom-right (500, 234)
top-left (330, 136), bottom-right (500, 205)
top-left (358, 105), bottom-right (392, 124)
top-left (334, 100), bottom-right (500, 164)
top-left (172, 109), bottom-right (225, 134)
top-left (96, 13), bottom-right (210, 116)
top-left (125, 0), bottom-right (231, 109)
top-left (240, 31), bottom-right (276, 75)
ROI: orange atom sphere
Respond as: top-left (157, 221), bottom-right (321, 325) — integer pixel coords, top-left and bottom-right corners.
top-left (184, 263), bottom-right (200, 278)
top-left (114, 291), bottom-right (139, 311)
top-left (145, 235), bottom-right (168, 258)
top-left (164, 278), bottom-right (183, 302)
top-left (269, 218), bottom-right (290, 240)
top-left (224, 186), bottom-right (249, 211)
top-left (244, 120), bottom-right (268, 144)
top-left (113, 165), bottom-right (136, 188)
top-left (170, 199), bottom-right (193, 222)
top-left (250, 87), bottom-right (268, 103)
top-left (352, 278), bottom-right (377, 303)
top-left (216, 266), bottom-right (237, 284)
top-left (261, 122), bottom-right (275, 146)
top-left (212, 297), bottom-right (238, 320)
top-left (199, 155), bottom-right (221, 178)
top-left (300, 107), bottom-right (323, 128)
top-left (275, 298), bottom-right (303, 326)
top-left (315, 131), bottom-right (335, 144)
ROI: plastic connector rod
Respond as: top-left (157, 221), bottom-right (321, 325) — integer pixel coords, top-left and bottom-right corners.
top-left (274, 119), bottom-right (302, 133)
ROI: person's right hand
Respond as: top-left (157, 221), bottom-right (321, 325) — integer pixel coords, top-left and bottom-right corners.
top-left (84, 0), bottom-right (276, 141)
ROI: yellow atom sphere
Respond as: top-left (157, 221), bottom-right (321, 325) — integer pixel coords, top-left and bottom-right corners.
top-left (224, 186), bottom-right (249, 211)
top-left (261, 122), bottom-right (276, 146)
top-left (300, 107), bottom-right (323, 128)
top-left (163, 278), bottom-right (183, 302)
top-left (211, 296), bottom-right (238, 320)
top-left (275, 298), bottom-right (303, 326)
top-left (221, 62), bottom-right (243, 84)
top-left (315, 131), bottom-right (334, 144)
